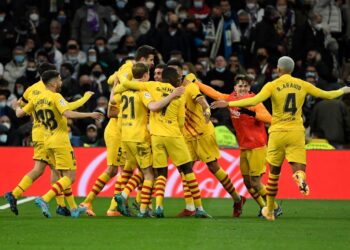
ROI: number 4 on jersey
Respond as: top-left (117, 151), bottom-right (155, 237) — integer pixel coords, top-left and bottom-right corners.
top-left (284, 93), bottom-right (297, 115)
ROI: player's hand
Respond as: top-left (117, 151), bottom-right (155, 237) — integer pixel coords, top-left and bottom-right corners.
top-left (91, 112), bottom-right (104, 121)
top-left (171, 86), bottom-right (185, 98)
top-left (84, 91), bottom-right (95, 98)
top-left (184, 73), bottom-right (197, 83)
top-left (341, 86), bottom-right (350, 94)
top-left (203, 107), bottom-right (211, 123)
top-left (238, 108), bottom-right (256, 117)
top-left (210, 100), bottom-right (229, 109)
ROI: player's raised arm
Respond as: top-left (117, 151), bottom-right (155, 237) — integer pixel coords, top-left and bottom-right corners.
top-left (15, 101), bottom-right (34, 118)
top-left (305, 82), bottom-right (350, 99)
top-left (251, 103), bottom-right (272, 124)
top-left (62, 110), bottom-right (104, 121)
top-left (68, 91), bottom-right (94, 110)
top-left (148, 86), bottom-right (185, 112)
top-left (185, 73), bottom-right (229, 100)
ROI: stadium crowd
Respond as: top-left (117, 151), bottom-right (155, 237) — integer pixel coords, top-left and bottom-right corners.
top-left (0, 0), bottom-right (350, 148)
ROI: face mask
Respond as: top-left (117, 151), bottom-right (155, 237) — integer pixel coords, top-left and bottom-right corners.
top-left (60, 69), bottom-right (70, 78)
top-left (247, 73), bottom-right (256, 80)
top-left (2, 122), bottom-right (11, 129)
top-left (85, 0), bottom-right (94, 6)
top-left (0, 101), bottom-right (6, 108)
top-left (0, 134), bottom-right (8, 143)
top-left (223, 11), bottom-right (231, 18)
top-left (44, 46), bottom-right (52, 53)
top-left (257, 54), bottom-right (267, 62)
top-left (68, 55), bottom-right (78, 63)
top-left (51, 33), bottom-right (59, 40)
top-left (26, 69), bottom-right (37, 78)
top-left (216, 67), bottom-right (225, 73)
top-left (182, 70), bottom-right (188, 76)
top-left (166, 0), bottom-right (177, 9)
top-left (30, 13), bottom-right (39, 22)
top-left (134, 16), bottom-right (143, 23)
top-left (314, 23), bottom-right (322, 30)
top-left (81, 84), bottom-right (91, 92)
top-left (271, 73), bottom-right (278, 80)
top-left (92, 71), bottom-right (102, 78)
top-left (194, 1), bottom-right (203, 9)
top-left (116, 0), bottom-right (126, 9)
top-left (89, 55), bottom-right (97, 62)
top-left (15, 55), bottom-right (25, 63)
top-left (111, 15), bottom-right (117, 22)
top-left (170, 23), bottom-right (178, 29)
top-left (17, 87), bottom-right (24, 95)
top-left (246, 3), bottom-right (256, 10)
top-left (57, 16), bottom-right (66, 24)
top-left (277, 6), bottom-right (287, 14)
top-left (179, 13), bottom-right (187, 20)
top-left (97, 46), bottom-right (105, 53)
top-left (0, 15), bottom-right (5, 22)
top-left (145, 1), bottom-right (155, 10)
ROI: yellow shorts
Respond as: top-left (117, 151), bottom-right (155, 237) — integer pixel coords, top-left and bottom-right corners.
top-left (240, 147), bottom-right (267, 176)
top-left (33, 141), bottom-right (51, 165)
top-left (267, 131), bottom-right (306, 166)
top-left (186, 133), bottom-right (220, 163)
top-left (151, 135), bottom-right (192, 168)
top-left (46, 147), bottom-right (76, 171)
top-left (104, 121), bottom-right (126, 167)
top-left (123, 141), bottom-right (152, 169)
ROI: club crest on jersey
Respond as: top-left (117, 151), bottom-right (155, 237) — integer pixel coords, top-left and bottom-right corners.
top-left (59, 99), bottom-right (67, 106)
top-left (144, 92), bottom-right (151, 98)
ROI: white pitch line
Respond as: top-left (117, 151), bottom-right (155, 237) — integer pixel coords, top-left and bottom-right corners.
top-left (0, 196), bottom-right (36, 210)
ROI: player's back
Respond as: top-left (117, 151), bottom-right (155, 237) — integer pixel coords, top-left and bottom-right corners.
top-left (121, 89), bottom-right (150, 142)
top-left (32, 89), bottom-right (70, 148)
top-left (22, 81), bottom-right (47, 141)
top-left (183, 82), bottom-right (214, 138)
top-left (148, 81), bottom-right (185, 137)
top-left (267, 74), bottom-right (310, 132)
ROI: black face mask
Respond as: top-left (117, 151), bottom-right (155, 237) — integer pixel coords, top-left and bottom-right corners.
top-left (257, 54), bottom-right (267, 62)
top-left (26, 70), bottom-right (37, 78)
top-left (81, 84), bottom-right (91, 92)
top-left (170, 23), bottom-right (178, 29)
top-left (126, 45), bottom-right (136, 51)
top-left (92, 71), bottom-right (102, 78)
top-left (134, 16), bottom-right (143, 23)
top-left (44, 47), bottom-right (52, 53)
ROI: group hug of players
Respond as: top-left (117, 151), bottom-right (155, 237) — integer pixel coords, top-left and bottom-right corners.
top-left (5, 45), bottom-right (283, 219)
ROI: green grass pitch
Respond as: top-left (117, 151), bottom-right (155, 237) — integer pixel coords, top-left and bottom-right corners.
top-left (1, 197), bottom-right (350, 250)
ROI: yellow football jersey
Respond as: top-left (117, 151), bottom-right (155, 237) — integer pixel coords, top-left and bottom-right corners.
top-left (183, 82), bottom-right (214, 139)
top-left (22, 81), bottom-right (46, 142)
top-left (228, 74), bottom-right (344, 132)
top-left (107, 60), bottom-right (133, 85)
top-left (23, 89), bottom-right (71, 149)
top-left (121, 90), bottom-right (151, 142)
top-left (122, 80), bottom-right (185, 137)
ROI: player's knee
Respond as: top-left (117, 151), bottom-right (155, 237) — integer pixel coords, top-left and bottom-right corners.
top-left (207, 161), bottom-right (219, 173)
top-left (178, 162), bottom-right (193, 174)
top-left (242, 176), bottom-right (252, 189)
top-left (105, 166), bottom-right (118, 177)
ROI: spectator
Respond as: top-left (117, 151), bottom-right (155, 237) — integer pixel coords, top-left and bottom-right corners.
top-left (205, 55), bottom-right (235, 95)
top-left (49, 19), bottom-right (68, 53)
top-left (253, 47), bottom-right (274, 91)
top-left (244, 0), bottom-right (264, 29)
top-left (60, 62), bottom-right (80, 100)
top-left (276, 0), bottom-right (296, 51)
top-left (188, 0), bottom-right (211, 27)
top-left (0, 6), bottom-right (15, 63)
top-left (0, 115), bottom-right (20, 146)
top-left (26, 6), bottom-right (49, 39)
top-left (107, 10), bottom-right (127, 51)
top-left (71, 0), bottom-right (113, 51)
top-left (23, 36), bottom-right (38, 59)
top-left (62, 40), bottom-right (87, 79)
top-left (155, 13), bottom-right (192, 62)
top-left (68, 124), bottom-right (81, 147)
top-left (89, 63), bottom-right (109, 98)
top-left (3, 46), bottom-right (27, 89)
top-left (94, 37), bottom-right (116, 76)
top-left (40, 36), bottom-right (63, 70)
top-left (310, 99), bottom-right (350, 149)
top-left (228, 53), bottom-right (246, 76)
top-left (80, 124), bottom-right (104, 147)
top-left (0, 89), bottom-right (19, 129)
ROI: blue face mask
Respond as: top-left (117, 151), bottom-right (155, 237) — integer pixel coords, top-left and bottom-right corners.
top-left (14, 55), bottom-right (25, 63)
top-left (116, 0), bottom-right (126, 9)
top-left (215, 67), bottom-right (225, 73)
top-left (271, 73), bottom-right (278, 80)
top-left (57, 16), bottom-right (66, 24)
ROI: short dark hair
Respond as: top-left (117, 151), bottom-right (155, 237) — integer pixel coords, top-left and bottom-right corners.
top-left (38, 63), bottom-right (56, 76)
top-left (41, 70), bottom-right (60, 85)
top-left (167, 59), bottom-right (182, 70)
top-left (61, 62), bottom-right (74, 74)
top-left (135, 45), bottom-right (157, 61)
top-left (155, 63), bottom-right (167, 70)
top-left (132, 63), bottom-right (149, 79)
top-left (162, 67), bottom-right (179, 87)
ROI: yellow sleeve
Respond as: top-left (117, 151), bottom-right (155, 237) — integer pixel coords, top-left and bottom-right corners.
top-left (195, 81), bottom-right (229, 100)
top-left (304, 81), bottom-right (344, 99)
top-left (67, 92), bottom-right (92, 110)
top-left (229, 84), bottom-right (272, 107)
top-left (114, 84), bottom-right (128, 94)
top-left (187, 83), bottom-right (203, 100)
top-left (178, 96), bottom-right (186, 128)
top-left (122, 78), bottom-right (150, 91)
top-left (53, 93), bottom-right (70, 114)
top-left (107, 71), bottom-right (118, 85)
top-left (253, 103), bottom-right (272, 124)
top-left (22, 101), bottom-right (34, 115)
top-left (141, 91), bottom-right (153, 108)
top-left (22, 86), bottom-right (31, 104)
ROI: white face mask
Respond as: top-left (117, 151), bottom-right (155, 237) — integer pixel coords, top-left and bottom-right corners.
top-left (182, 70), bottom-right (188, 76)
top-left (0, 15), bottom-right (5, 22)
top-left (277, 5), bottom-right (287, 14)
top-left (30, 13), bottom-right (39, 22)
top-left (0, 101), bottom-right (7, 108)
top-left (194, 1), bottom-right (203, 9)
top-left (51, 33), bottom-right (59, 40)
top-left (0, 134), bottom-right (7, 143)
top-left (145, 1), bottom-right (155, 10)
top-left (2, 122), bottom-right (11, 129)
top-left (314, 23), bottom-right (323, 30)
top-left (246, 3), bottom-right (256, 10)
top-left (89, 55), bottom-right (97, 62)
top-left (111, 15), bottom-right (117, 22)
